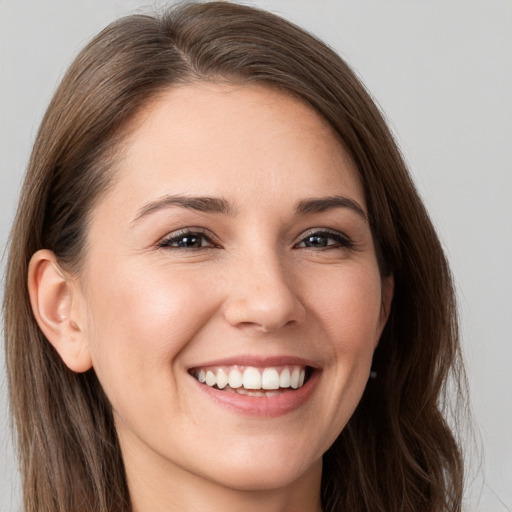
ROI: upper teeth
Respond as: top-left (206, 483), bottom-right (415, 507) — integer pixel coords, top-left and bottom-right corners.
top-left (193, 365), bottom-right (307, 390)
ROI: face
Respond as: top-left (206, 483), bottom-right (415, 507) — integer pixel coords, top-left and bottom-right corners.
top-left (75, 83), bottom-right (392, 494)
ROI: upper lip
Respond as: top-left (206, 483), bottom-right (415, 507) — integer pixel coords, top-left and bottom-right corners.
top-left (187, 355), bottom-right (321, 371)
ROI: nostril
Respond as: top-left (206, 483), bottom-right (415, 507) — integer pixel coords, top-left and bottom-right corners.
top-left (234, 317), bottom-right (298, 334)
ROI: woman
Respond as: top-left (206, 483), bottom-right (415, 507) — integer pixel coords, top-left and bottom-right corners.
top-left (3, 2), bottom-right (465, 511)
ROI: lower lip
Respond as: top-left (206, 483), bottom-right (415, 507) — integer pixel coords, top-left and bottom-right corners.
top-left (191, 370), bottom-right (319, 417)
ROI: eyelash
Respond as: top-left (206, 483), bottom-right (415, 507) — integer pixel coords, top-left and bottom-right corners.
top-left (157, 229), bottom-right (217, 249)
top-left (157, 228), bottom-right (354, 251)
top-left (295, 229), bottom-right (355, 250)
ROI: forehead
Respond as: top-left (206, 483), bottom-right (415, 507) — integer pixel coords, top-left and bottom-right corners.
top-left (101, 82), bottom-right (364, 214)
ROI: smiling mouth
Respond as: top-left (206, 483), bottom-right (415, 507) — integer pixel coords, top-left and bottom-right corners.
top-left (189, 365), bottom-right (313, 397)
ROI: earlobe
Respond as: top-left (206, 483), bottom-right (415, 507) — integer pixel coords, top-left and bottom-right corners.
top-left (28, 249), bottom-right (92, 373)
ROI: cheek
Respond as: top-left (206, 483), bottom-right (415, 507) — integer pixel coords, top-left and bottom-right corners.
top-left (307, 263), bottom-right (384, 350)
top-left (307, 264), bottom-right (383, 428)
top-left (82, 261), bottom-right (219, 401)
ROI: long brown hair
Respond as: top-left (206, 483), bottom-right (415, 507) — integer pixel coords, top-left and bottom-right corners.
top-left (3, 2), bottom-right (465, 511)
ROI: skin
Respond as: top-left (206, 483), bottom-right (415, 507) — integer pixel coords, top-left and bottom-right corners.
top-left (29, 83), bottom-right (393, 512)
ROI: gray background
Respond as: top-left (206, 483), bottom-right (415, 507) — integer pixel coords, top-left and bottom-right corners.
top-left (1, 1), bottom-right (511, 510)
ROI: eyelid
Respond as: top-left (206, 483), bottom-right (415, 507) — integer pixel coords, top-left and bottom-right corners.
top-left (294, 228), bottom-right (355, 249)
top-left (155, 226), bottom-right (356, 251)
top-left (157, 227), bottom-right (220, 249)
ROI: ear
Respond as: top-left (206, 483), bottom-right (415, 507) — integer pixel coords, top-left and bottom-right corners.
top-left (27, 249), bottom-right (92, 373)
top-left (375, 274), bottom-right (394, 347)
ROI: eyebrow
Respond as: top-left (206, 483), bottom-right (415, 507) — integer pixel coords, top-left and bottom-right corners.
top-left (132, 194), bottom-right (367, 224)
top-left (295, 196), bottom-right (368, 221)
top-left (132, 195), bottom-right (236, 224)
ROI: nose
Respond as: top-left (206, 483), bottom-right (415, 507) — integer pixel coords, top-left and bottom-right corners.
top-left (222, 252), bottom-right (306, 333)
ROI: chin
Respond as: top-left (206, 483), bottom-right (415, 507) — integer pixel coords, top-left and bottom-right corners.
top-left (205, 458), bottom-right (320, 492)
